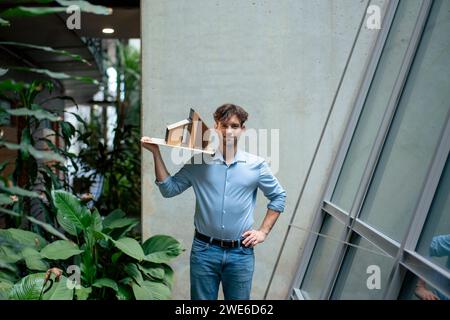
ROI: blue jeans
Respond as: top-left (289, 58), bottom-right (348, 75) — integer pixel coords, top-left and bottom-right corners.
top-left (190, 237), bottom-right (255, 300)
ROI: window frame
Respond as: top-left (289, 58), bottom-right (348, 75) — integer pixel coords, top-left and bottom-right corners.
top-left (291, 0), bottom-right (450, 300)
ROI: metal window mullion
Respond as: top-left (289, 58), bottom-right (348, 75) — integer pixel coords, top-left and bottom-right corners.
top-left (289, 209), bottom-right (327, 292)
top-left (403, 109), bottom-right (450, 251)
top-left (384, 90), bottom-right (450, 300)
top-left (288, 0), bottom-right (380, 294)
top-left (319, 215), bottom-right (353, 300)
top-left (349, 0), bottom-right (433, 221)
top-left (320, 0), bottom-right (402, 300)
top-left (289, 0), bottom-right (398, 299)
top-left (374, 0), bottom-right (434, 299)
top-left (323, 0), bottom-right (400, 202)
top-left (327, 0), bottom-right (433, 300)
top-left (323, 201), bottom-right (350, 225)
top-left (352, 219), bottom-right (400, 257)
top-left (292, 288), bottom-right (305, 300)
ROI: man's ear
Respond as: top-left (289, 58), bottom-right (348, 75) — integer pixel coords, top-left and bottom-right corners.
top-left (214, 122), bottom-right (218, 129)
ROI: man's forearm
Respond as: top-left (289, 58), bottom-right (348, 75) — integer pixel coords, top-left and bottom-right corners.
top-left (258, 209), bottom-right (281, 236)
top-left (242, 209), bottom-right (281, 247)
top-left (152, 149), bottom-right (170, 182)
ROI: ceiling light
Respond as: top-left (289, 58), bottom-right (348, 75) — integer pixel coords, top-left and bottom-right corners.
top-left (102, 28), bottom-right (114, 34)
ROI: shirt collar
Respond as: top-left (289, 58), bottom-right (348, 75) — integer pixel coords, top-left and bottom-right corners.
top-left (211, 149), bottom-right (246, 164)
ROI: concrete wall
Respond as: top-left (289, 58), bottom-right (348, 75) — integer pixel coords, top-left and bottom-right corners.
top-left (141, 0), bottom-right (384, 299)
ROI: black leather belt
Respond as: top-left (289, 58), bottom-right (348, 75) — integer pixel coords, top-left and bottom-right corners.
top-left (195, 230), bottom-right (243, 248)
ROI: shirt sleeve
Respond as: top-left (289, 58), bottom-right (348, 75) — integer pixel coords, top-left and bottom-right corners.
top-left (429, 234), bottom-right (450, 257)
top-left (155, 165), bottom-right (192, 198)
top-left (258, 161), bottom-right (286, 213)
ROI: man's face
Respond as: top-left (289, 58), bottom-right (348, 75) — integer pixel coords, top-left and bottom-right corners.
top-left (214, 115), bottom-right (245, 147)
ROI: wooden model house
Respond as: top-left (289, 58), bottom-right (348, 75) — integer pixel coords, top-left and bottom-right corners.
top-left (147, 109), bottom-right (215, 154)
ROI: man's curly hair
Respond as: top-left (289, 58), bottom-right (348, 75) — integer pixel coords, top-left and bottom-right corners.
top-left (213, 103), bottom-right (248, 126)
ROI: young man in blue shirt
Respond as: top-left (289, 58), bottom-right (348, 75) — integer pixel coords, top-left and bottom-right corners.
top-left (141, 103), bottom-right (286, 300)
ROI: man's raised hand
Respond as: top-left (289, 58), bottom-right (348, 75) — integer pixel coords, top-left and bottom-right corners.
top-left (141, 136), bottom-right (160, 153)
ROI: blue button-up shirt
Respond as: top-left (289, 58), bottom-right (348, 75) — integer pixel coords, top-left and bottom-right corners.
top-left (155, 149), bottom-right (286, 240)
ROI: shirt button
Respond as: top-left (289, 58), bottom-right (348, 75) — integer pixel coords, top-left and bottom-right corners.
top-left (221, 225), bottom-right (225, 229)
top-left (223, 210), bottom-right (226, 213)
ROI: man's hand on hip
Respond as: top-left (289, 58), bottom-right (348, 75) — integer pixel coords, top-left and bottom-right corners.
top-left (242, 229), bottom-right (267, 247)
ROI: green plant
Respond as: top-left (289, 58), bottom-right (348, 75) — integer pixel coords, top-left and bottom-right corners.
top-left (0, 74), bottom-right (87, 233)
top-left (0, 190), bottom-right (184, 300)
top-left (0, 1), bottom-right (183, 300)
top-left (77, 41), bottom-right (141, 217)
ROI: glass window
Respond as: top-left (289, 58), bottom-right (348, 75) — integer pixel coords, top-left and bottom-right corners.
top-left (331, 234), bottom-right (394, 299)
top-left (399, 270), bottom-right (449, 300)
top-left (331, 0), bottom-right (423, 213)
top-left (416, 154), bottom-right (450, 271)
top-left (300, 214), bottom-right (346, 299)
top-left (358, 0), bottom-right (450, 242)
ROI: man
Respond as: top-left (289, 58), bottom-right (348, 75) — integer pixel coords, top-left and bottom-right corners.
top-left (141, 103), bottom-right (286, 300)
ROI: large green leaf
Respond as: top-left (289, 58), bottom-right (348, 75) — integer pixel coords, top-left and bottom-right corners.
top-left (42, 275), bottom-right (73, 300)
top-left (10, 66), bottom-right (98, 84)
top-left (0, 42), bottom-right (90, 65)
top-left (25, 216), bottom-right (68, 241)
top-left (0, 207), bottom-right (20, 217)
top-left (111, 251), bottom-right (122, 264)
top-left (137, 264), bottom-right (164, 281)
top-left (60, 121), bottom-right (75, 144)
top-left (112, 237), bottom-right (145, 261)
top-left (6, 107), bottom-right (61, 122)
top-left (0, 17), bottom-right (10, 26)
top-left (124, 263), bottom-right (143, 285)
top-left (0, 245), bottom-right (22, 264)
top-left (5, 228), bottom-right (47, 250)
top-left (0, 141), bottom-right (66, 163)
top-left (0, 261), bottom-right (18, 274)
top-left (56, 212), bottom-right (78, 236)
top-left (142, 235), bottom-right (184, 264)
top-left (0, 280), bottom-right (13, 300)
top-left (21, 247), bottom-right (48, 271)
top-left (3, 1), bottom-right (53, 4)
top-left (116, 284), bottom-right (132, 300)
top-left (131, 280), bottom-right (171, 300)
top-left (40, 240), bottom-right (83, 260)
top-left (93, 278), bottom-right (118, 292)
top-left (0, 160), bottom-right (8, 173)
top-left (0, 194), bottom-right (13, 205)
top-left (101, 209), bottom-right (125, 225)
top-left (8, 273), bottom-right (46, 300)
top-left (91, 208), bottom-right (102, 232)
top-left (74, 286), bottom-right (91, 300)
top-left (0, 79), bottom-right (28, 92)
top-left (52, 190), bottom-right (89, 235)
top-left (161, 264), bottom-right (174, 289)
top-left (0, 182), bottom-right (39, 198)
top-left (1, 6), bottom-right (68, 17)
top-left (105, 217), bottom-right (138, 230)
